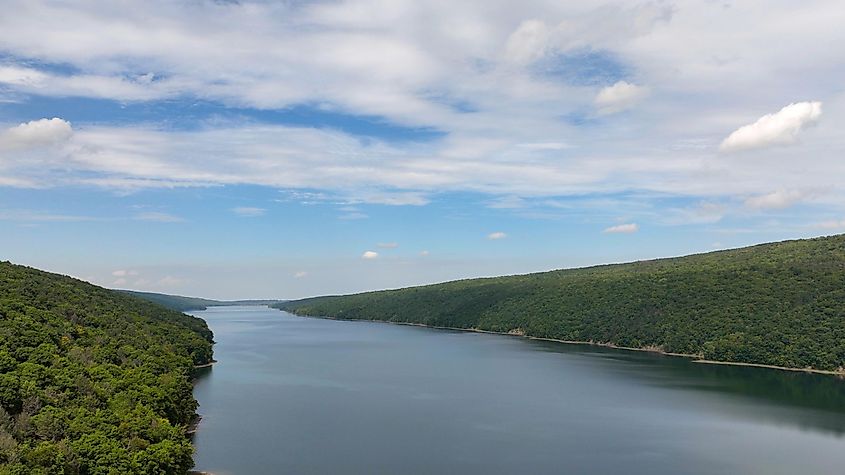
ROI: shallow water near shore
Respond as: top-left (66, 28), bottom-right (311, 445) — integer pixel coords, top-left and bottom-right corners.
top-left (191, 306), bottom-right (845, 475)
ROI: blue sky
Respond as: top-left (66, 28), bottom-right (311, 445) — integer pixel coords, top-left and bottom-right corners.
top-left (1, 1), bottom-right (844, 299)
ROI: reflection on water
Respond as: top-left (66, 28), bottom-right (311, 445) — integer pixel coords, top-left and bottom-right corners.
top-left (528, 339), bottom-right (845, 437)
top-left (191, 306), bottom-right (845, 475)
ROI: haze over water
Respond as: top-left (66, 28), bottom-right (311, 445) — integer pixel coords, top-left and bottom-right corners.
top-left (192, 306), bottom-right (845, 475)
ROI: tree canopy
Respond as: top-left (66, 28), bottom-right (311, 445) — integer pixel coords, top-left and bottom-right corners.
top-left (0, 262), bottom-right (214, 474)
top-left (278, 234), bottom-right (845, 372)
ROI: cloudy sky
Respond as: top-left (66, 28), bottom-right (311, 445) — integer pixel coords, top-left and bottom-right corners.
top-left (1, 0), bottom-right (843, 299)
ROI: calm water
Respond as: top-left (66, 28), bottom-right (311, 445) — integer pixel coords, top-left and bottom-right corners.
top-left (191, 306), bottom-right (845, 475)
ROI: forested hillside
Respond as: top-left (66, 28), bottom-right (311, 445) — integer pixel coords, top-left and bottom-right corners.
top-left (117, 291), bottom-right (224, 312)
top-left (119, 291), bottom-right (283, 312)
top-left (0, 262), bottom-right (214, 474)
top-left (278, 235), bottom-right (845, 372)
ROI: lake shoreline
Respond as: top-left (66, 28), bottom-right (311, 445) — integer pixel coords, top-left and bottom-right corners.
top-left (194, 360), bottom-right (217, 369)
top-left (189, 358), bottom-right (217, 469)
top-left (286, 312), bottom-right (845, 377)
top-left (190, 305), bottom-right (845, 473)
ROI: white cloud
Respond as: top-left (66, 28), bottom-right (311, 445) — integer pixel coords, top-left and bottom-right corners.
top-left (594, 81), bottom-right (649, 115)
top-left (0, 111), bottom-right (843, 213)
top-left (0, 2), bottom-right (843, 225)
top-left (419, 250), bottom-right (430, 256)
top-left (134, 211), bottom-right (184, 222)
top-left (294, 271), bottom-right (308, 278)
top-left (720, 102), bottom-right (822, 152)
top-left (504, 20), bottom-right (549, 64)
top-left (0, 64), bottom-right (181, 102)
top-left (112, 278), bottom-right (127, 286)
top-left (361, 250), bottom-right (379, 259)
top-left (503, 5), bottom-right (672, 66)
top-left (744, 190), bottom-right (807, 210)
top-left (232, 207), bottom-right (266, 217)
top-left (0, 118), bottom-right (72, 150)
top-left (377, 242), bottom-right (399, 249)
top-left (487, 231), bottom-right (507, 240)
top-left (0, 65), bottom-right (47, 86)
top-left (516, 142), bottom-right (570, 151)
top-left (603, 223), bottom-right (639, 234)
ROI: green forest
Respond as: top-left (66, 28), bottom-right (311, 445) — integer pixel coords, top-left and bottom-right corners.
top-left (116, 291), bottom-right (224, 313)
top-left (278, 234), bottom-right (845, 372)
top-left (0, 262), bottom-right (214, 474)
top-left (120, 290), bottom-right (282, 313)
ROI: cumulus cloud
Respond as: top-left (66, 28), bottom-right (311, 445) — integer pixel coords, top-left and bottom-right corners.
top-left (744, 190), bottom-right (807, 210)
top-left (720, 102), bottom-right (822, 152)
top-left (0, 112), bottom-right (842, 213)
top-left (419, 250), bottom-right (430, 256)
top-left (294, 271), bottom-right (308, 278)
top-left (603, 223), bottom-right (638, 234)
top-left (361, 250), bottom-right (379, 259)
top-left (232, 207), bottom-right (266, 217)
top-left (487, 231), bottom-right (507, 240)
top-left (594, 81), bottom-right (648, 115)
top-left (0, 118), bottom-right (72, 150)
top-left (0, 2), bottom-right (843, 225)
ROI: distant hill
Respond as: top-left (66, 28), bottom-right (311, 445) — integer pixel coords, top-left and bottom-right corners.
top-left (119, 290), bottom-right (283, 312)
top-left (0, 262), bottom-right (214, 474)
top-left (278, 234), bottom-right (845, 373)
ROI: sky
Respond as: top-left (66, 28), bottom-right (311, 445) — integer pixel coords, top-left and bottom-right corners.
top-left (1, 0), bottom-right (844, 299)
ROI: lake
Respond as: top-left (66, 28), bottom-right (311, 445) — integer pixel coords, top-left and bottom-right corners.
top-left (190, 306), bottom-right (845, 475)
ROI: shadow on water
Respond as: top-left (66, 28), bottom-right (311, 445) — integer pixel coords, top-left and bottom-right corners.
top-left (192, 365), bottom-right (214, 385)
top-left (191, 308), bottom-right (845, 475)
top-left (527, 339), bottom-right (845, 437)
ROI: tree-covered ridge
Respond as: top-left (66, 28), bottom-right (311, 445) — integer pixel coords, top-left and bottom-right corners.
top-left (119, 290), bottom-right (284, 312)
top-left (116, 291), bottom-right (224, 312)
top-left (278, 234), bottom-right (845, 372)
top-left (0, 262), bottom-right (214, 474)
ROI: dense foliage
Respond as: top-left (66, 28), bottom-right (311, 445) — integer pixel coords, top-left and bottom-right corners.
top-left (120, 291), bottom-right (283, 313)
top-left (0, 262), bottom-right (214, 474)
top-left (279, 235), bottom-right (845, 372)
top-left (117, 291), bottom-right (223, 312)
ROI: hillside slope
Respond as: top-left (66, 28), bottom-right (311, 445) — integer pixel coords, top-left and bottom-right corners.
top-left (117, 291), bottom-right (225, 312)
top-left (0, 262), bottom-right (214, 474)
top-left (119, 291), bottom-right (283, 312)
top-left (278, 235), bottom-right (845, 372)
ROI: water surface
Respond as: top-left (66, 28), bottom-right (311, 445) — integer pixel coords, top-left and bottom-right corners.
top-left (191, 306), bottom-right (845, 475)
